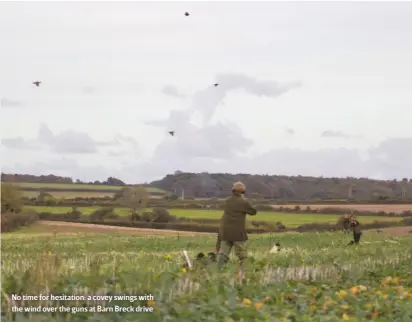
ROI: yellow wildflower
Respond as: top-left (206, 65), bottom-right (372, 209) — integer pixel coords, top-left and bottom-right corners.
top-left (376, 290), bottom-right (388, 300)
top-left (255, 301), bottom-right (264, 310)
top-left (242, 298), bottom-right (252, 306)
top-left (322, 299), bottom-right (335, 311)
top-left (223, 318), bottom-right (235, 322)
top-left (309, 304), bottom-right (317, 313)
top-left (164, 254), bottom-right (172, 260)
top-left (381, 276), bottom-right (400, 286)
top-left (381, 276), bottom-right (392, 285)
top-left (341, 304), bottom-right (350, 311)
top-left (342, 313), bottom-right (351, 321)
top-left (147, 300), bottom-right (155, 306)
top-left (336, 290), bottom-right (348, 299)
top-left (181, 268), bottom-right (187, 273)
top-left (48, 250), bottom-right (52, 255)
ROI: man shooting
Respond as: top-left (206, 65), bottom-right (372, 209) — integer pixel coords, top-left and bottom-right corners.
top-left (348, 215), bottom-right (362, 245)
top-left (217, 182), bottom-right (258, 272)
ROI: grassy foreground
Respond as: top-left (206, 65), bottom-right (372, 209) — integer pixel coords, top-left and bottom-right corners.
top-left (26, 206), bottom-right (400, 228)
top-left (1, 228), bottom-right (411, 321)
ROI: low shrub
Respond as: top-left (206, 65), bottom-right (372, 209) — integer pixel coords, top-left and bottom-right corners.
top-left (152, 207), bottom-right (177, 223)
top-left (63, 207), bottom-right (82, 220)
top-left (90, 207), bottom-right (119, 221)
top-left (1, 211), bottom-right (39, 233)
top-left (402, 217), bottom-right (412, 225)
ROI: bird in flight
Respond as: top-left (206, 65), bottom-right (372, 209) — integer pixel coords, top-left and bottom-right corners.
top-left (33, 81), bottom-right (41, 87)
top-left (168, 131), bottom-right (175, 136)
top-left (214, 83), bottom-right (219, 87)
top-left (184, 12), bottom-right (190, 16)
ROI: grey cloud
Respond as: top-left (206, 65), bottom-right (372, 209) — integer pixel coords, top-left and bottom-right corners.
top-left (286, 128), bottom-right (295, 135)
top-left (38, 124), bottom-right (54, 144)
top-left (1, 137), bottom-right (38, 150)
top-left (145, 119), bottom-right (168, 127)
top-left (82, 86), bottom-right (96, 94)
top-left (321, 130), bottom-right (351, 138)
top-left (148, 73), bottom-right (301, 160)
top-left (1, 97), bottom-right (23, 108)
top-left (48, 129), bottom-right (101, 154)
top-left (37, 124), bottom-right (99, 153)
top-left (108, 150), bottom-right (128, 157)
top-left (161, 85), bottom-right (185, 99)
top-left (3, 124), bottom-right (140, 154)
top-left (214, 73), bottom-right (302, 98)
top-left (191, 73), bottom-right (302, 127)
top-left (154, 121), bottom-right (253, 160)
top-left (41, 128), bottom-right (140, 154)
top-left (367, 137), bottom-right (412, 178)
top-left (112, 135), bottom-right (139, 153)
top-left (114, 135), bottom-right (139, 145)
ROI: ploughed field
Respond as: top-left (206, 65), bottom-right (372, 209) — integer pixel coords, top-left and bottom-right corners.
top-left (279, 204), bottom-right (412, 214)
top-left (25, 206), bottom-right (401, 228)
top-left (1, 227), bottom-right (411, 321)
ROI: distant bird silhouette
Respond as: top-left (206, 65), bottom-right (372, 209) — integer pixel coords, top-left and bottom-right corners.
top-left (168, 131), bottom-right (175, 136)
top-left (214, 83), bottom-right (219, 87)
top-left (184, 12), bottom-right (189, 16)
top-left (33, 81), bottom-right (41, 87)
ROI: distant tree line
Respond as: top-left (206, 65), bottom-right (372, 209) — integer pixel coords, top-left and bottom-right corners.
top-left (2, 173), bottom-right (126, 186)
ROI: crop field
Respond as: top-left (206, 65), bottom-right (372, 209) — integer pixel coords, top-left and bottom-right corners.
top-left (1, 226), bottom-right (411, 321)
top-left (12, 182), bottom-right (165, 193)
top-left (25, 206), bottom-right (401, 228)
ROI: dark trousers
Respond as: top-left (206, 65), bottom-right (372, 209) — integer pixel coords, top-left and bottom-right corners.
top-left (349, 232), bottom-right (362, 245)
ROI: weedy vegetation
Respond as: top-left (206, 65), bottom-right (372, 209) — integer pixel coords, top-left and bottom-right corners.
top-left (1, 228), bottom-right (412, 321)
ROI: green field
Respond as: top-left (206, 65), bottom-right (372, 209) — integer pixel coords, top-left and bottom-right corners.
top-left (22, 191), bottom-right (116, 198)
top-left (12, 182), bottom-right (165, 193)
top-left (2, 226), bottom-right (411, 321)
top-left (26, 206), bottom-right (400, 228)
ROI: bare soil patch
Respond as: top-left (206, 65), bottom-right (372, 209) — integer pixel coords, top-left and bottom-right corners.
top-left (277, 204), bottom-right (412, 213)
top-left (36, 221), bottom-right (214, 237)
top-left (365, 226), bottom-right (412, 237)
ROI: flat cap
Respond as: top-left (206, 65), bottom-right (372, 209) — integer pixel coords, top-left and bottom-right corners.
top-left (232, 181), bottom-right (246, 192)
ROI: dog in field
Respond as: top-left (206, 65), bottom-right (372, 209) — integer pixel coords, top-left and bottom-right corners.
top-left (182, 252), bottom-right (217, 270)
top-left (269, 242), bottom-right (294, 254)
top-left (269, 242), bottom-right (282, 253)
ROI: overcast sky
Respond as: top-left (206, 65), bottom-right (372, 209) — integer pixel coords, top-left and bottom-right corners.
top-left (1, 1), bottom-right (411, 183)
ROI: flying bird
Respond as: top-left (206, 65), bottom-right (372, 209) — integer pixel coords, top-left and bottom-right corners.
top-left (214, 83), bottom-right (219, 87)
top-left (184, 12), bottom-right (190, 16)
top-left (33, 81), bottom-right (41, 87)
top-left (168, 131), bottom-right (175, 136)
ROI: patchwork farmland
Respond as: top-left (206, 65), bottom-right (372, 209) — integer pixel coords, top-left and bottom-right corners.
top-left (14, 182), bottom-right (166, 198)
top-left (25, 206), bottom-right (402, 228)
